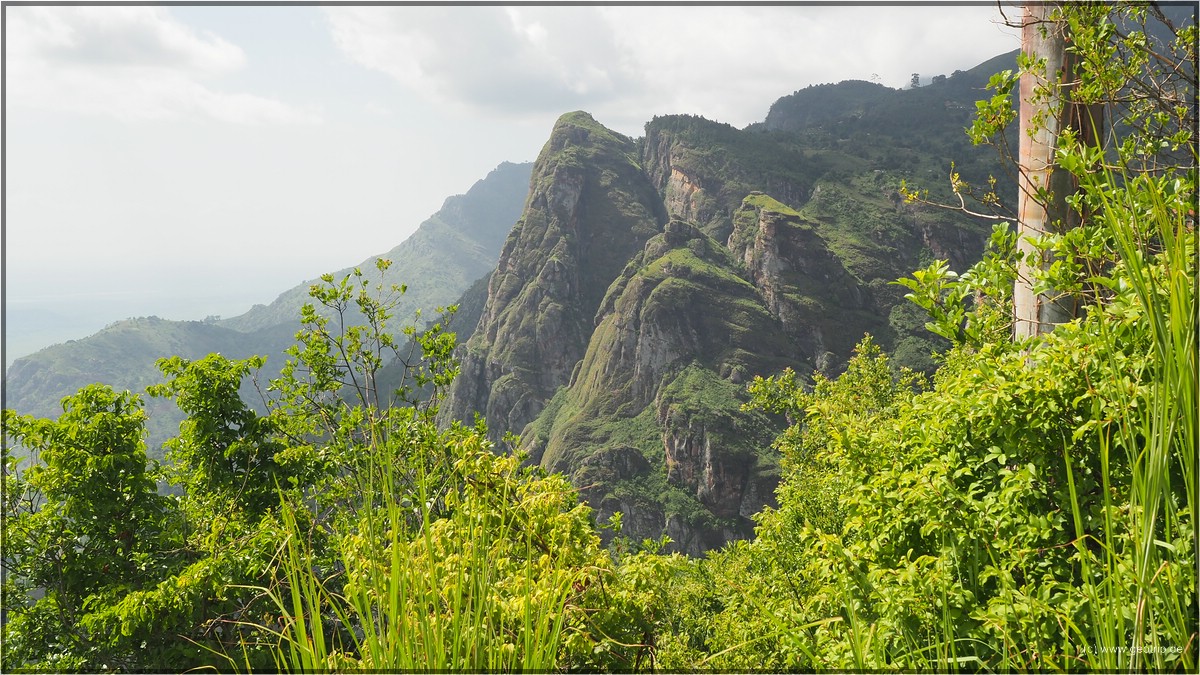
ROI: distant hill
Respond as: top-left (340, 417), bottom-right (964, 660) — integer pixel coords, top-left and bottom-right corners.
top-left (4, 317), bottom-right (296, 450)
top-left (219, 161), bottom-right (532, 334)
top-left (760, 49), bottom-right (1020, 190)
top-left (4, 161), bottom-right (532, 459)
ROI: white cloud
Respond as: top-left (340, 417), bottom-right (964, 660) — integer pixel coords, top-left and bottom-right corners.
top-left (363, 101), bottom-right (394, 117)
top-left (323, 5), bottom-right (1019, 133)
top-left (21, 5), bottom-right (245, 71)
top-left (6, 6), bottom-right (321, 125)
top-left (325, 6), bottom-right (639, 117)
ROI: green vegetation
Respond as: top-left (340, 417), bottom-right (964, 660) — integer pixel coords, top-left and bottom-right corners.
top-left (3, 6), bottom-right (1192, 671)
top-left (740, 190), bottom-right (801, 216)
top-left (441, 111), bottom-right (663, 448)
top-left (644, 5), bottom-right (1197, 670)
top-left (0, 260), bottom-right (718, 672)
top-left (521, 220), bottom-right (791, 552)
top-left (3, 163), bottom-right (1192, 669)
top-left (648, 155), bottom-right (1195, 669)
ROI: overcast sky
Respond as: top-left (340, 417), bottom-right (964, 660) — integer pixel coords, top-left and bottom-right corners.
top-left (4, 3), bottom-right (1020, 363)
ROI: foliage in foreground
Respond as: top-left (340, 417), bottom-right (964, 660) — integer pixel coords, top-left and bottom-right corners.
top-left (659, 214), bottom-right (1195, 668)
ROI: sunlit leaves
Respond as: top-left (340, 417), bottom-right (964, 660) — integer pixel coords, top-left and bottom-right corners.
top-left (893, 223), bottom-right (1017, 348)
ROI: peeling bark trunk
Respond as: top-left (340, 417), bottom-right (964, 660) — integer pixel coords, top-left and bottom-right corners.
top-left (1014, 3), bottom-right (1102, 339)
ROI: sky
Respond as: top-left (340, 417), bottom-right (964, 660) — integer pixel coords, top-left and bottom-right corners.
top-left (3, 3), bottom-right (1021, 364)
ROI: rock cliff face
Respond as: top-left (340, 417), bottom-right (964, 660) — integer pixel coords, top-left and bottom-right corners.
top-left (521, 218), bottom-right (793, 554)
top-left (642, 130), bottom-right (721, 231)
top-left (440, 112), bottom-right (663, 438)
top-left (729, 193), bottom-right (876, 369)
top-left (655, 362), bottom-right (782, 527)
top-left (641, 115), bottom-right (817, 242)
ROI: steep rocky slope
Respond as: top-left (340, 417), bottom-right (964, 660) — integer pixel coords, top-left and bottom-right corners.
top-left (522, 218), bottom-right (794, 554)
top-left (729, 193), bottom-right (872, 371)
top-left (441, 113), bottom-right (665, 438)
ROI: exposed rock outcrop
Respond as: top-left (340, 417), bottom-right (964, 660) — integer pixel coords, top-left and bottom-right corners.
top-left (729, 192), bottom-right (874, 364)
top-left (641, 115), bottom-right (815, 242)
top-left (446, 83), bottom-right (1006, 553)
top-left (657, 377), bottom-right (771, 522)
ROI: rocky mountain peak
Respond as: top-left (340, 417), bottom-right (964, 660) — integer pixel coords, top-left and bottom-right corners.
top-left (520, 202), bottom-right (800, 553)
top-left (452, 88), bottom-right (1004, 552)
top-left (441, 112), bottom-right (664, 439)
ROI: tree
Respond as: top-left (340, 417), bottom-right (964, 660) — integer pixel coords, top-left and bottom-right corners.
top-left (214, 263), bottom-right (637, 672)
top-left (0, 261), bottom-right (476, 671)
top-left (1012, 2), bottom-right (1101, 337)
top-left (910, 3), bottom-right (1193, 340)
top-left (2, 388), bottom-right (175, 671)
top-left (267, 258), bottom-right (463, 524)
top-left (1007, 2), bottom-right (1192, 337)
top-left (151, 354), bottom-right (298, 517)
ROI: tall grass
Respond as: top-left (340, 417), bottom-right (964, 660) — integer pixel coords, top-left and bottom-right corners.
top-left (1070, 168), bottom-right (1196, 670)
top-left (251, 430), bottom-right (579, 672)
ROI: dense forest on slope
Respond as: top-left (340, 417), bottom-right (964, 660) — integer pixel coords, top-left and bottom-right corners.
top-left (3, 4), bottom-right (1195, 671)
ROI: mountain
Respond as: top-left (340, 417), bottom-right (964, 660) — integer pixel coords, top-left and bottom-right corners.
top-left (219, 161), bottom-right (532, 334)
top-left (441, 112), bottom-right (665, 440)
top-left (521, 214), bottom-right (796, 553)
top-left (3, 318), bottom-right (297, 451)
top-left (441, 54), bottom-right (1016, 553)
top-left (5, 161), bottom-right (533, 459)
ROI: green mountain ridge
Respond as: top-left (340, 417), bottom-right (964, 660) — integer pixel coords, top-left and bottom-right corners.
top-left (440, 112), bottom-right (665, 438)
top-left (523, 218), bottom-right (795, 554)
top-left (218, 161), bottom-right (533, 334)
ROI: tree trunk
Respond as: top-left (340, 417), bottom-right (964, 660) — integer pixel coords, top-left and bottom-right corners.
top-left (1013, 3), bottom-right (1102, 339)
